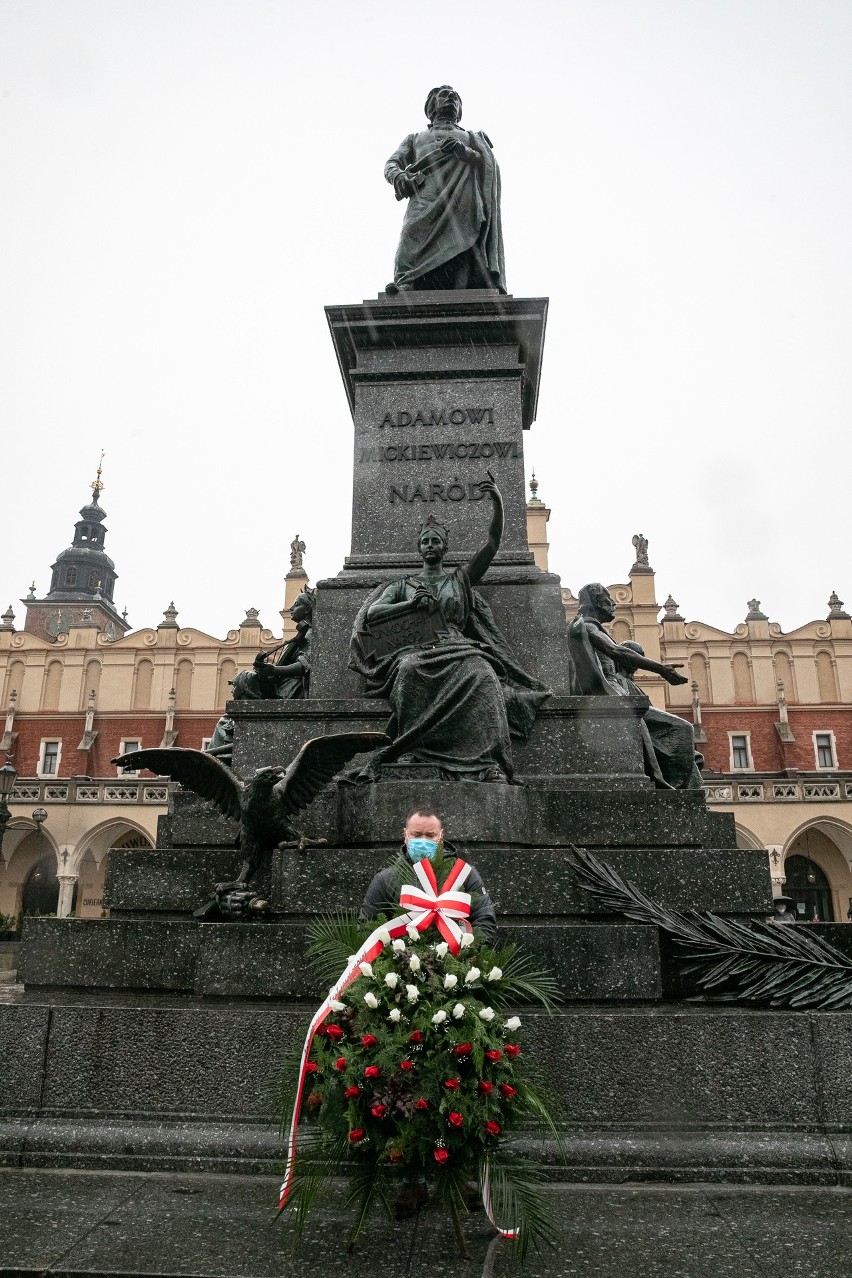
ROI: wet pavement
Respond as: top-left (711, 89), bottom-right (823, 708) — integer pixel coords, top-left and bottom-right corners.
top-left (0, 1169), bottom-right (850, 1276)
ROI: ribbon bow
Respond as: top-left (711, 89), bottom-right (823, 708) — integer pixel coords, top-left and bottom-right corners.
top-left (399, 856), bottom-right (472, 954)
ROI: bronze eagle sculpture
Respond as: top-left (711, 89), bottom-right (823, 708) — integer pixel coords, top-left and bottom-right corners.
top-left (112, 732), bottom-right (388, 911)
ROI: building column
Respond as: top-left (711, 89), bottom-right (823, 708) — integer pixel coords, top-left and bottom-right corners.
top-left (56, 873), bottom-right (77, 918)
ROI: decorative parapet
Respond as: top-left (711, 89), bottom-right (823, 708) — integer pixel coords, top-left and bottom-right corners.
top-left (703, 774), bottom-right (851, 804)
top-left (10, 778), bottom-right (174, 805)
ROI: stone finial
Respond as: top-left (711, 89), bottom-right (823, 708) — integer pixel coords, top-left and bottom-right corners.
top-left (827, 591), bottom-right (851, 621)
top-left (27, 582), bottom-right (36, 600)
top-left (631, 533), bottom-right (650, 569)
top-left (663, 594), bottom-right (684, 622)
top-left (528, 471), bottom-right (542, 503)
top-left (240, 607), bottom-right (262, 628)
top-left (159, 601), bottom-right (179, 628)
top-left (0, 605), bottom-right (14, 631)
top-left (289, 534), bottom-right (306, 573)
top-left (745, 599), bottom-right (768, 621)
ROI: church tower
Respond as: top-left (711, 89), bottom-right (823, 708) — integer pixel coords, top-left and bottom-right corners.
top-left (22, 460), bottom-right (130, 642)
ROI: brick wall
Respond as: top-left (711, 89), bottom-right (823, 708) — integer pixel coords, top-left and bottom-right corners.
top-left (10, 713), bottom-right (220, 777)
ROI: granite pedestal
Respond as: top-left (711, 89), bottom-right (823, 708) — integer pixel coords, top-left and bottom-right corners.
top-left (5, 294), bottom-right (847, 1194)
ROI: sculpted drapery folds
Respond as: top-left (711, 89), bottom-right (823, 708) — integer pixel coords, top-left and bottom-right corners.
top-left (384, 86), bottom-right (506, 294)
top-left (349, 480), bottom-right (550, 782)
top-left (567, 583), bottom-right (703, 791)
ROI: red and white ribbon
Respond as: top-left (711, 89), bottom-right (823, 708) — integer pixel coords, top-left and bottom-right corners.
top-left (278, 858), bottom-right (472, 1212)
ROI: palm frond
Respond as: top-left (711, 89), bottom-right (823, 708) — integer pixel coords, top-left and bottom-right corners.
top-left (281, 1129), bottom-right (350, 1238)
top-left (496, 944), bottom-right (562, 1011)
top-left (481, 1152), bottom-right (556, 1263)
top-left (567, 846), bottom-right (852, 1011)
top-left (306, 909), bottom-right (369, 988)
top-left (345, 1163), bottom-right (394, 1251)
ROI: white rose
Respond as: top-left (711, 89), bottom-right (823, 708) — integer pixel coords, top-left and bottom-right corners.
top-left (384, 972), bottom-right (399, 989)
top-left (443, 973), bottom-right (458, 990)
top-left (376, 927), bottom-right (391, 946)
top-left (431, 1010), bottom-right (448, 1025)
top-left (409, 954), bottom-right (421, 972)
top-left (479, 1006), bottom-right (496, 1022)
top-left (434, 942), bottom-right (449, 958)
top-left (392, 939), bottom-right (406, 953)
top-left (486, 967), bottom-right (503, 982)
top-left (363, 992), bottom-right (379, 1009)
top-left (505, 1016), bottom-right (522, 1031)
top-left (388, 1008), bottom-right (402, 1023)
top-left (460, 932), bottom-right (475, 949)
top-left (406, 924), bottom-right (420, 942)
top-left (405, 984), bottom-right (419, 1002)
top-left (464, 967), bottom-right (481, 985)
top-left (452, 1002), bottom-right (466, 1020)
top-left (329, 999), bottom-right (346, 1011)
top-left (359, 962), bottom-right (373, 978)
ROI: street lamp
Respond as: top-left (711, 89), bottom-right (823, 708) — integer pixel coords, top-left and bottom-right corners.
top-left (0, 760), bottom-right (18, 856)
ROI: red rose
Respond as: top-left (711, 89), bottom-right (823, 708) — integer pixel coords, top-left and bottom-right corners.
top-left (361, 1034), bottom-right (378, 1049)
top-left (484, 1049), bottom-right (502, 1062)
top-left (326, 1024), bottom-right (344, 1042)
top-left (409, 1031), bottom-right (423, 1044)
top-left (499, 1084), bottom-right (517, 1099)
top-left (477, 1081), bottom-right (494, 1096)
top-left (399, 1059), bottom-right (414, 1072)
top-left (414, 1098), bottom-right (429, 1111)
top-left (503, 1044), bottom-right (521, 1058)
top-left (370, 1103), bottom-right (388, 1119)
top-left (447, 1111), bottom-right (464, 1128)
top-left (444, 1078), bottom-right (460, 1091)
top-left (306, 1091), bottom-right (322, 1110)
top-left (433, 1148), bottom-right (449, 1164)
top-left (453, 1043), bottom-right (473, 1057)
top-left (364, 1065), bottom-right (380, 1080)
top-left (483, 1120), bottom-right (501, 1136)
top-left (348, 1128), bottom-right (366, 1144)
top-left (344, 1086), bottom-right (360, 1100)
top-left (335, 1057), bottom-right (347, 1072)
top-left (305, 1061), bottom-right (319, 1074)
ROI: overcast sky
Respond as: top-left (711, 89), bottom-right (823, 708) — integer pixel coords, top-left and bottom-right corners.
top-left (1, 0), bottom-right (850, 638)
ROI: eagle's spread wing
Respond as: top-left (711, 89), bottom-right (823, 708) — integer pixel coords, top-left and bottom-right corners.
top-left (111, 748), bottom-right (243, 822)
top-left (272, 732), bottom-right (389, 817)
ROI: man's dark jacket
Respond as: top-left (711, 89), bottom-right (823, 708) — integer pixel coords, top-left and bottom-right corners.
top-left (360, 842), bottom-right (497, 942)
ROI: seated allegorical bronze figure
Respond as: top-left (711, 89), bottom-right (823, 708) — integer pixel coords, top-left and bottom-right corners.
top-left (568, 583), bottom-right (703, 790)
top-left (348, 477), bottom-right (550, 782)
top-left (205, 588), bottom-right (314, 767)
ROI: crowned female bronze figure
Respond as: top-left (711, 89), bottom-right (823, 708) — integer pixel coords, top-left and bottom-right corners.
top-left (349, 478), bottom-right (549, 781)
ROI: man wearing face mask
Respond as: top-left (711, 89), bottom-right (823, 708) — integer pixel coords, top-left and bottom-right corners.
top-left (360, 807), bottom-right (497, 942)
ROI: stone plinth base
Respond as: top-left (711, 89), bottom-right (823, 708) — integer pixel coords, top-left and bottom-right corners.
top-left (2, 998), bottom-right (850, 1182)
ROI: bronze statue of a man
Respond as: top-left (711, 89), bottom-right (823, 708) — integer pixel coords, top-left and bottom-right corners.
top-left (384, 86), bottom-right (506, 294)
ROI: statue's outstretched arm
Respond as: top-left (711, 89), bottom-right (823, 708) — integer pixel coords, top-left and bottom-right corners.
top-left (465, 477), bottom-right (503, 585)
top-left (587, 627), bottom-right (687, 687)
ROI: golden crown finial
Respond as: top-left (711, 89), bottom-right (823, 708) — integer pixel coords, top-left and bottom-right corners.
top-left (91, 449), bottom-right (105, 494)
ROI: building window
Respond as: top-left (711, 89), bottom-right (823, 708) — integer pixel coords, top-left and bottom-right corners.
top-left (813, 731), bottom-right (837, 770)
top-left (200, 737), bottom-right (213, 752)
top-left (65, 566), bottom-right (77, 587)
top-left (39, 740), bottom-right (61, 776)
top-left (729, 732), bottom-right (752, 771)
top-left (117, 739), bottom-right (142, 775)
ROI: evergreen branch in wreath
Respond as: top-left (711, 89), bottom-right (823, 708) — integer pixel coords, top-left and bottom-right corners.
top-left (567, 846), bottom-right (852, 1010)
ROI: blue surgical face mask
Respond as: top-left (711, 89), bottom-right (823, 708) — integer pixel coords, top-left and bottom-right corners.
top-left (407, 837), bottom-right (440, 863)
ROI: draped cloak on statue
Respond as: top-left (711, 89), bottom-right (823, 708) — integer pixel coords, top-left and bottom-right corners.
top-left (349, 570), bottom-right (549, 781)
top-left (384, 125), bottom-right (506, 292)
